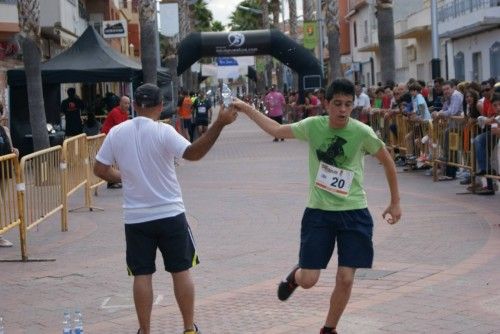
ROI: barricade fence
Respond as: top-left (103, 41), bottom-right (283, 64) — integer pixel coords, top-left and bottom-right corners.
top-left (0, 154), bottom-right (22, 248)
top-left (86, 134), bottom-right (106, 209)
top-left (61, 134), bottom-right (89, 231)
top-left (370, 109), bottom-right (499, 187)
top-left (0, 134), bottom-right (106, 261)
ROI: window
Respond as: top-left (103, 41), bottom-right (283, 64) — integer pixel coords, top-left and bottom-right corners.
top-left (490, 42), bottom-right (500, 81)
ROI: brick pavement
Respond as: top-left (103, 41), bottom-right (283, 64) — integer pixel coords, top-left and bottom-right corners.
top-left (1, 110), bottom-right (500, 333)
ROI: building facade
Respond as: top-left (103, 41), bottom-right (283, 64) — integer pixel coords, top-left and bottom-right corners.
top-left (343, 0), bottom-right (499, 86)
top-left (0, 0), bottom-right (142, 116)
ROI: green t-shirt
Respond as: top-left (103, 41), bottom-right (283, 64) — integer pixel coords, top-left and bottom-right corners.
top-left (291, 116), bottom-right (384, 211)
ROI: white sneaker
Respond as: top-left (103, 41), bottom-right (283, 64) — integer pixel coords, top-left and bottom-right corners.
top-left (0, 236), bottom-right (13, 247)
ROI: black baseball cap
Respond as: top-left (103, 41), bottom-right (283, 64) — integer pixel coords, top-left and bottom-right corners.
top-left (134, 83), bottom-right (161, 108)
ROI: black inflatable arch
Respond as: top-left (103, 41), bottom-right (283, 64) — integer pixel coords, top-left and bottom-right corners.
top-left (177, 29), bottom-right (323, 101)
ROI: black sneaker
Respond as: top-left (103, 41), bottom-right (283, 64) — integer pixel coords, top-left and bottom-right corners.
top-left (277, 265), bottom-right (299, 301)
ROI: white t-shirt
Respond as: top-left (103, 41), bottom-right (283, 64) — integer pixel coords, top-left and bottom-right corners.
top-left (96, 116), bottom-right (191, 224)
top-left (354, 92), bottom-right (371, 109)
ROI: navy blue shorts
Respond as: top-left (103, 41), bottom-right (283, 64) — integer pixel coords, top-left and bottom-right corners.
top-left (299, 208), bottom-right (374, 269)
top-left (125, 213), bottom-right (199, 276)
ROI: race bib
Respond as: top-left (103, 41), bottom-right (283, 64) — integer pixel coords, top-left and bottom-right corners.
top-left (315, 161), bottom-right (354, 198)
top-left (198, 106), bottom-right (207, 114)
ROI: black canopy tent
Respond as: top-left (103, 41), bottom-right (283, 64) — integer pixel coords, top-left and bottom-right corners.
top-left (7, 25), bottom-right (173, 155)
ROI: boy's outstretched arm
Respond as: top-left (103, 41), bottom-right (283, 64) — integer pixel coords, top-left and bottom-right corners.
top-left (374, 147), bottom-right (402, 224)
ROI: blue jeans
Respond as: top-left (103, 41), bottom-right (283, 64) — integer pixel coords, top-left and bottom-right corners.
top-left (474, 131), bottom-right (490, 172)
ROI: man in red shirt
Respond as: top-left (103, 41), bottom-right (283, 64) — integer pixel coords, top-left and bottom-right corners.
top-left (101, 96), bottom-right (131, 134)
top-left (101, 95), bottom-right (130, 189)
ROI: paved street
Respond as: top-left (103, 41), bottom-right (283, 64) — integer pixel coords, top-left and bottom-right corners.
top-left (1, 110), bottom-right (500, 333)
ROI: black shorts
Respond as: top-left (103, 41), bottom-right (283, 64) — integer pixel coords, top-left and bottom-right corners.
top-left (181, 119), bottom-right (192, 129)
top-left (299, 208), bottom-right (374, 269)
top-left (125, 213), bottom-right (199, 275)
top-left (196, 118), bottom-right (209, 126)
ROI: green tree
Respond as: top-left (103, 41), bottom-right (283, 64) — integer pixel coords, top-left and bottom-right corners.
top-left (376, 0), bottom-right (395, 85)
top-left (191, 0), bottom-right (213, 32)
top-left (229, 0), bottom-right (262, 31)
top-left (211, 20), bottom-right (225, 31)
top-left (17, 0), bottom-right (49, 151)
top-left (139, 0), bottom-right (157, 84)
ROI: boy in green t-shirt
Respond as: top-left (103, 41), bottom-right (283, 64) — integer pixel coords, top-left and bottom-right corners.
top-left (230, 78), bottom-right (401, 334)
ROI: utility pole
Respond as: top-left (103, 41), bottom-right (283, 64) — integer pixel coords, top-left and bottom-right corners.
top-left (431, 0), bottom-right (440, 79)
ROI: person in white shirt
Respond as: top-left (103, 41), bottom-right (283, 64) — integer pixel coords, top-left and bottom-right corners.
top-left (94, 84), bottom-right (238, 334)
top-left (353, 84), bottom-right (371, 123)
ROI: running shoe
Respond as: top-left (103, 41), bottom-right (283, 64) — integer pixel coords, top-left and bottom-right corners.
top-left (184, 324), bottom-right (201, 334)
top-left (277, 265), bottom-right (299, 301)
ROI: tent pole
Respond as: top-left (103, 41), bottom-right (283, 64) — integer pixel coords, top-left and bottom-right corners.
top-left (129, 83), bottom-right (135, 118)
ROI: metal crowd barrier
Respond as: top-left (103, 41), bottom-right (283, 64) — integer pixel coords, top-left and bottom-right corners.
top-left (1, 133), bottom-right (107, 261)
top-left (86, 134), bottom-right (106, 209)
top-left (0, 154), bottom-right (24, 258)
top-left (470, 122), bottom-right (500, 190)
top-left (19, 146), bottom-right (64, 260)
top-left (431, 117), bottom-right (474, 181)
top-left (61, 134), bottom-right (89, 231)
top-left (369, 110), bottom-right (499, 188)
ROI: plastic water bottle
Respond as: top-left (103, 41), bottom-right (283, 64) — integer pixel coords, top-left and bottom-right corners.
top-left (63, 311), bottom-right (72, 334)
top-left (0, 315), bottom-right (5, 334)
top-left (61, 114), bottom-right (66, 131)
top-left (73, 310), bottom-right (83, 334)
top-left (221, 84), bottom-right (232, 107)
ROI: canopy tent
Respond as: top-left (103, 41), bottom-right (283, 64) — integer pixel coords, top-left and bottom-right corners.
top-left (7, 26), bottom-right (168, 85)
top-left (7, 25), bottom-right (173, 156)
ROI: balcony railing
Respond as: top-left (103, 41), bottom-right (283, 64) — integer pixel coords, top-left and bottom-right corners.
top-left (438, 0), bottom-right (500, 22)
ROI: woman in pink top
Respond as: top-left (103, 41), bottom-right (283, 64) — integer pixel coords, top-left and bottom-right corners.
top-left (264, 85), bottom-right (286, 141)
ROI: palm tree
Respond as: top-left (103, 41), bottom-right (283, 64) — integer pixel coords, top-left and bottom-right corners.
top-left (288, 0), bottom-right (298, 41)
top-left (260, 0), bottom-right (272, 89)
top-left (139, 0), bottom-right (157, 84)
top-left (376, 0), bottom-right (395, 85)
top-left (191, 0), bottom-right (213, 32)
top-left (17, 0), bottom-right (49, 151)
top-left (271, 0), bottom-right (280, 28)
top-left (229, 0), bottom-right (262, 31)
top-left (326, 0), bottom-right (342, 80)
top-left (288, 0), bottom-right (298, 90)
top-left (303, 0), bottom-right (314, 21)
top-left (211, 21), bottom-right (225, 32)
top-left (178, 0), bottom-right (192, 90)
top-left (270, 0), bottom-right (283, 90)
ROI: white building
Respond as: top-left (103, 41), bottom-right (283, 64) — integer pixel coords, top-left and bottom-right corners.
top-left (438, 0), bottom-right (500, 82)
top-left (345, 0), bottom-right (499, 86)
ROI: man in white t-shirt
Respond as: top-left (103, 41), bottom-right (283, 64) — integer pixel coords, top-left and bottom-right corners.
top-left (94, 83), bottom-right (238, 334)
top-left (353, 84), bottom-right (371, 123)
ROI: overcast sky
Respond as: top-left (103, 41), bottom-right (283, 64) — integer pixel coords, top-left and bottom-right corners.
top-left (160, 0), bottom-right (304, 36)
